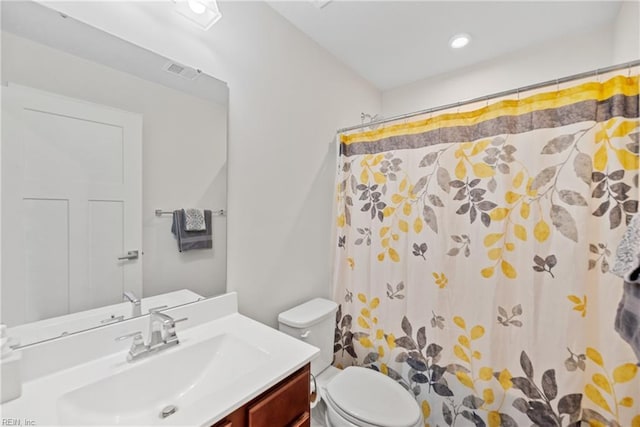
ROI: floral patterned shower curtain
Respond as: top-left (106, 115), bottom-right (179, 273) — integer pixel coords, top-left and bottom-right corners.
top-left (332, 73), bottom-right (640, 427)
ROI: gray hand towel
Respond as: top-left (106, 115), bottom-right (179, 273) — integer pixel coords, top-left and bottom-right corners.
top-left (171, 209), bottom-right (213, 252)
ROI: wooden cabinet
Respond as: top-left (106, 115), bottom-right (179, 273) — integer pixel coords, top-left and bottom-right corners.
top-left (212, 364), bottom-right (310, 427)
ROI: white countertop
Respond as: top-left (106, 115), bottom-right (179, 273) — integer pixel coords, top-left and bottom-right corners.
top-left (1, 293), bottom-right (319, 426)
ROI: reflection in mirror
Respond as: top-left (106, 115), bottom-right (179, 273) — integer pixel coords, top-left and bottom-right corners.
top-left (1, 1), bottom-right (228, 347)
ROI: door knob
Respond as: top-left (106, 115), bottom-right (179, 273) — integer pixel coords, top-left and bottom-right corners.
top-left (118, 250), bottom-right (139, 261)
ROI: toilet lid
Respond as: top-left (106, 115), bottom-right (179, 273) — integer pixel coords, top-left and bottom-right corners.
top-left (325, 367), bottom-right (421, 427)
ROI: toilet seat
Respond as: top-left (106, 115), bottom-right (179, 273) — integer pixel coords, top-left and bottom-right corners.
top-left (323, 366), bottom-right (422, 427)
top-left (323, 392), bottom-right (378, 427)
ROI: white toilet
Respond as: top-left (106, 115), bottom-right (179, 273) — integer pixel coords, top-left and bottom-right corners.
top-left (278, 298), bottom-right (423, 427)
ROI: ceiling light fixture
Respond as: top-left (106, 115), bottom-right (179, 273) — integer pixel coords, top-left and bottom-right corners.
top-left (449, 33), bottom-right (471, 49)
top-left (172, 0), bottom-right (221, 30)
top-left (187, 0), bottom-right (206, 14)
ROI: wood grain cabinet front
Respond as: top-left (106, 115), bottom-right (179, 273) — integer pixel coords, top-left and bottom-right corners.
top-left (211, 364), bottom-right (310, 427)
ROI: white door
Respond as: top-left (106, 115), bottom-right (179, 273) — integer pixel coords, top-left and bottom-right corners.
top-left (1, 83), bottom-right (142, 326)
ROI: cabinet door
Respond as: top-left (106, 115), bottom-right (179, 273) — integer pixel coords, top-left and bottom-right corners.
top-left (211, 406), bottom-right (245, 427)
top-left (247, 366), bottom-right (310, 427)
top-left (289, 412), bottom-right (310, 427)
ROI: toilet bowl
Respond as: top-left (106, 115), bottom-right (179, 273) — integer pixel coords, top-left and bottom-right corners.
top-left (278, 299), bottom-right (423, 427)
top-left (319, 366), bottom-right (422, 427)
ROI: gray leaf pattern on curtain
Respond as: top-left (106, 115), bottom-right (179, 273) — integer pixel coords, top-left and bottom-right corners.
top-left (333, 74), bottom-right (640, 427)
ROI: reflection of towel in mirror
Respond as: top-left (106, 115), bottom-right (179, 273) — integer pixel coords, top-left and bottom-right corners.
top-left (184, 208), bottom-right (206, 231)
top-left (612, 212), bottom-right (640, 364)
top-left (171, 209), bottom-right (212, 252)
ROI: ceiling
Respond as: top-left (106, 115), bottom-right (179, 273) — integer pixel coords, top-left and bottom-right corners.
top-left (266, 1), bottom-right (622, 91)
top-left (1, 1), bottom-right (229, 105)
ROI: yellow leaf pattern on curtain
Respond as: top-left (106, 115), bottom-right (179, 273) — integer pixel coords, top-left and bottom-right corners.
top-left (333, 74), bottom-right (640, 426)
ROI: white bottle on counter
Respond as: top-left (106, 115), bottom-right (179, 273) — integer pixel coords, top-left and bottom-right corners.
top-left (1, 324), bottom-right (22, 403)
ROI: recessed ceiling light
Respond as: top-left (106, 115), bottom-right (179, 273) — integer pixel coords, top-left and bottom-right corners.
top-left (172, 0), bottom-right (222, 30)
top-left (449, 33), bottom-right (471, 49)
top-left (187, 0), bottom-right (206, 14)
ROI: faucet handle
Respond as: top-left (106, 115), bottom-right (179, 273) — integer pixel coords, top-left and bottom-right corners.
top-left (164, 317), bottom-right (188, 343)
top-left (116, 331), bottom-right (148, 362)
top-left (166, 317), bottom-right (188, 332)
top-left (148, 305), bottom-right (168, 313)
top-left (115, 331), bottom-right (143, 343)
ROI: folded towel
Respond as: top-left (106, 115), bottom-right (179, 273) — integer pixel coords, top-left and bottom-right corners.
top-left (614, 282), bottom-right (640, 365)
top-left (171, 209), bottom-right (212, 252)
top-left (184, 208), bottom-right (206, 231)
top-left (612, 213), bottom-right (640, 283)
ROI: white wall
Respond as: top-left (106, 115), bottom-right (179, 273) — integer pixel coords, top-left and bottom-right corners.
top-left (40, 1), bottom-right (382, 327)
top-left (2, 31), bottom-right (228, 300)
top-left (382, 25), bottom-right (616, 117)
top-left (613, 1), bottom-right (640, 63)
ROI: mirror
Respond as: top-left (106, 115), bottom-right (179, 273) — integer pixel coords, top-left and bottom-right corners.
top-left (1, 1), bottom-right (228, 347)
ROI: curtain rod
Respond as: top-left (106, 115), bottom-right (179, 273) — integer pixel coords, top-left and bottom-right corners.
top-left (337, 59), bottom-right (640, 134)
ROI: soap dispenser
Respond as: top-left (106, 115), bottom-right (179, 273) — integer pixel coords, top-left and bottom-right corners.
top-left (1, 324), bottom-right (22, 403)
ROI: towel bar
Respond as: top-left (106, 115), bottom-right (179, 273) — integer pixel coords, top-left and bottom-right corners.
top-left (155, 209), bottom-right (225, 217)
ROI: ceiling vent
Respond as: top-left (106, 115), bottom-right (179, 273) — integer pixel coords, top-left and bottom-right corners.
top-left (162, 61), bottom-right (200, 80)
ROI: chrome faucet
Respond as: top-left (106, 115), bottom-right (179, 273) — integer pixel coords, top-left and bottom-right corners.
top-left (149, 311), bottom-right (181, 348)
top-left (123, 291), bottom-right (141, 317)
top-left (116, 311), bottom-right (188, 362)
top-left (116, 331), bottom-right (148, 361)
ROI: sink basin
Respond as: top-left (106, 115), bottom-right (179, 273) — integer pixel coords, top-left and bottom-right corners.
top-left (2, 294), bottom-right (319, 427)
top-left (57, 333), bottom-right (271, 425)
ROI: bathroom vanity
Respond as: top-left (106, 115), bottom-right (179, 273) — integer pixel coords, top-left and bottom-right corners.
top-left (212, 364), bottom-right (310, 427)
top-left (1, 4), bottom-right (315, 426)
top-left (1, 293), bottom-right (318, 426)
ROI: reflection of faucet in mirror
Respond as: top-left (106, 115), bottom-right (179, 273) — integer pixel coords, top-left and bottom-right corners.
top-left (115, 311), bottom-right (188, 362)
top-left (122, 291), bottom-right (141, 317)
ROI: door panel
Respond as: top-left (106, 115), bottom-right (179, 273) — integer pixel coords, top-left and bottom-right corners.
top-left (88, 200), bottom-right (124, 310)
top-left (1, 83), bottom-right (142, 326)
top-left (23, 198), bottom-right (70, 321)
top-left (21, 108), bottom-right (124, 184)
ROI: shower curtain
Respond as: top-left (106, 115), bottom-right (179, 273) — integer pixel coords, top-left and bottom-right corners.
top-left (332, 72), bottom-right (640, 427)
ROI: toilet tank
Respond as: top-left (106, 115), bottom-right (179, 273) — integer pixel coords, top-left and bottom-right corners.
top-left (278, 298), bottom-right (338, 376)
